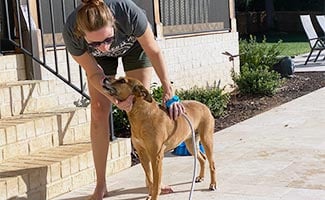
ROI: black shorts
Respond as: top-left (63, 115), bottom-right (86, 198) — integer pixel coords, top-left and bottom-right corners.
top-left (95, 44), bottom-right (152, 76)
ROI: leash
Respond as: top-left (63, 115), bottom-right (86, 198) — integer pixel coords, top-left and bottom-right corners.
top-left (182, 113), bottom-right (198, 200)
top-left (166, 96), bottom-right (198, 200)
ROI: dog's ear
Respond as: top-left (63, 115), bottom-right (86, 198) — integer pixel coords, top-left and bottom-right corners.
top-left (133, 85), bottom-right (153, 103)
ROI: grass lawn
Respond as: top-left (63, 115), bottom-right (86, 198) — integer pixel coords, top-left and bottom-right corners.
top-left (279, 42), bottom-right (310, 57)
top-left (240, 33), bottom-right (310, 57)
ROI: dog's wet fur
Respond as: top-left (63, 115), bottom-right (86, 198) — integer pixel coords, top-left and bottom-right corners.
top-left (102, 77), bottom-right (217, 200)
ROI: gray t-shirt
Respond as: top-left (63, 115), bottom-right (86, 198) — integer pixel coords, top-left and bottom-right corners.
top-left (63, 0), bottom-right (148, 57)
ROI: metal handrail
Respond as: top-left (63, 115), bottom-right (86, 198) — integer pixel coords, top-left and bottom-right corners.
top-left (4, 0), bottom-right (89, 99)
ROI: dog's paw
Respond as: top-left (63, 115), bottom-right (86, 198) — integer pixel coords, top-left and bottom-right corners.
top-left (195, 176), bottom-right (204, 183)
top-left (160, 185), bottom-right (174, 194)
top-left (209, 183), bottom-right (217, 191)
top-left (145, 196), bottom-right (152, 200)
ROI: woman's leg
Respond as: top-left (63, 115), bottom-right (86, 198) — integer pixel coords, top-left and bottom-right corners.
top-left (88, 81), bottom-right (111, 200)
top-left (125, 67), bottom-right (152, 89)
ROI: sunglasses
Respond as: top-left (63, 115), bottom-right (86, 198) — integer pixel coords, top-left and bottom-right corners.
top-left (87, 36), bottom-right (114, 48)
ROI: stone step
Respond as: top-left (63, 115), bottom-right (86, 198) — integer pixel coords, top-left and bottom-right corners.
top-left (0, 80), bottom-right (62, 119)
top-left (0, 107), bottom-right (91, 162)
top-left (0, 54), bottom-right (26, 83)
top-left (0, 138), bottom-right (132, 200)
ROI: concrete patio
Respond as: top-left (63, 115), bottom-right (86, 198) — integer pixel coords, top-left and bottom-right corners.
top-left (54, 55), bottom-right (325, 200)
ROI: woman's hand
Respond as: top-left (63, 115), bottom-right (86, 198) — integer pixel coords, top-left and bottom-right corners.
top-left (167, 101), bottom-right (185, 120)
top-left (162, 86), bottom-right (185, 120)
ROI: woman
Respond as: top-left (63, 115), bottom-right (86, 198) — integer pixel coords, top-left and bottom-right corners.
top-left (63, 0), bottom-right (183, 199)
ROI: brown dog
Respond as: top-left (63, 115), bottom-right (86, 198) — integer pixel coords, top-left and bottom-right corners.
top-left (102, 77), bottom-right (217, 200)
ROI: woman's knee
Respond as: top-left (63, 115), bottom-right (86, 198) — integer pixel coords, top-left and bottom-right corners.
top-left (88, 82), bottom-right (112, 121)
top-left (90, 99), bottom-right (111, 121)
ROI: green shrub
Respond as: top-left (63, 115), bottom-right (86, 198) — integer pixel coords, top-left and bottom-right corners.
top-left (151, 82), bottom-right (164, 102)
top-left (239, 35), bottom-right (282, 70)
top-left (233, 35), bottom-right (283, 95)
top-left (176, 85), bottom-right (230, 118)
top-left (112, 105), bottom-right (130, 136)
top-left (232, 64), bottom-right (281, 95)
top-left (151, 83), bottom-right (230, 117)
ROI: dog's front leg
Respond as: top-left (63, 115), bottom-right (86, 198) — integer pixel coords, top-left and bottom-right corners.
top-left (133, 145), bottom-right (154, 196)
top-left (150, 151), bottom-right (164, 200)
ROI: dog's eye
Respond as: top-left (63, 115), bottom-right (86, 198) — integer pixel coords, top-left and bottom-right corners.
top-left (117, 78), bottom-right (126, 84)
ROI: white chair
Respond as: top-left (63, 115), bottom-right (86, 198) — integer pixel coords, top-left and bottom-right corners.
top-left (300, 15), bottom-right (325, 65)
top-left (316, 15), bottom-right (325, 34)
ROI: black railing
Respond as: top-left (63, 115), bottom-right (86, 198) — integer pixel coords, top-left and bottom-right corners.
top-left (4, 0), bottom-right (88, 97)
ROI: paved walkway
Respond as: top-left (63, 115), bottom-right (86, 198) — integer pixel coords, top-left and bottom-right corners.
top-left (294, 53), bottom-right (325, 72)
top-left (54, 56), bottom-right (325, 200)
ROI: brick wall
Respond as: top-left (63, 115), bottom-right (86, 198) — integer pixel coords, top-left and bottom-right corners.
top-left (0, 54), bottom-right (26, 83)
top-left (156, 32), bottom-right (239, 91)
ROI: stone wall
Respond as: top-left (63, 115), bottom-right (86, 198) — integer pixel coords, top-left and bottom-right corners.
top-left (155, 32), bottom-right (239, 91)
top-left (0, 54), bottom-right (26, 83)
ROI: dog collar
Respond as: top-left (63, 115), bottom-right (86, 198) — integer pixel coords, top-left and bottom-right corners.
top-left (165, 95), bottom-right (180, 108)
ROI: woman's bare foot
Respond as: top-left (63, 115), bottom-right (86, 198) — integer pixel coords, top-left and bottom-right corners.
top-left (88, 186), bottom-right (109, 200)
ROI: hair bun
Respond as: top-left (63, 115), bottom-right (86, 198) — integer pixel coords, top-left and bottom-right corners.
top-left (81, 0), bottom-right (104, 6)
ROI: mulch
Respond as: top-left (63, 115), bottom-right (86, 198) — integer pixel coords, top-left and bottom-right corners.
top-left (215, 71), bottom-right (325, 132)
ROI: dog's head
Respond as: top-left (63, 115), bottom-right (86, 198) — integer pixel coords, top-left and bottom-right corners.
top-left (102, 77), bottom-right (153, 103)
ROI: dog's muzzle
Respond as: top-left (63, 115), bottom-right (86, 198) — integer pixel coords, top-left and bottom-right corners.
top-left (102, 77), bottom-right (117, 95)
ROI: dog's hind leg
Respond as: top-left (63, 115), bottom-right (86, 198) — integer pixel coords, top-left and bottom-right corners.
top-left (199, 122), bottom-right (217, 190)
top-left (184, 138), bottom-right (207, 183)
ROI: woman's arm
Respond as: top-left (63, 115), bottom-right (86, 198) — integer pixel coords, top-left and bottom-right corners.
top-left (137, 24), bottom-right (185, 119)
top-left (72, 52), bottom-right (134, 111)
top-left (72, 52), bottom-right (117, 103)
top-left (137, 24), bottom-right (173, 100)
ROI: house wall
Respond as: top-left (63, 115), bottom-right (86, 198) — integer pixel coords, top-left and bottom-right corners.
top-left (38, 31), bottom-right (239, 107)
top-left (155, 32), bottom-right (239, 91)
